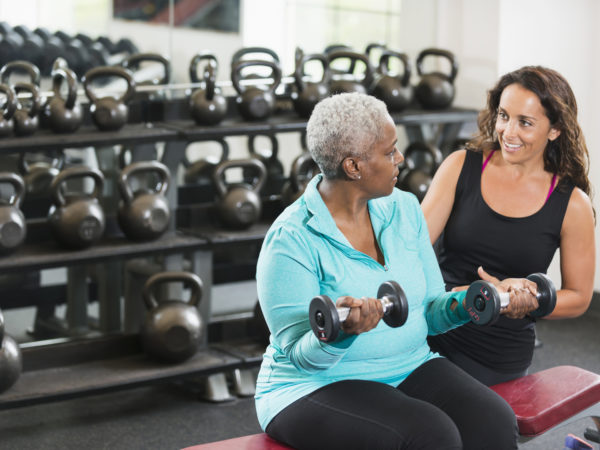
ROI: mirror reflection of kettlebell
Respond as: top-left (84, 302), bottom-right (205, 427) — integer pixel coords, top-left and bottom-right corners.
top-left (327, 50), bottom-right (375, 95)
top-left (19, 150), bottom-right (65, 197)
top-left (13, 82), bottom-right (40, 136)
top-left (292, 52), bottom-right (330, 119)
top-left (0, 172), bottom-right (27, 255)
top-left (183, 138), bottom-right (230, 185)
top-left (0, 308), bottom-right (22, 393)
top-left (141, 271), bottom-right (203, 363)
top-left (83, 66), bottom-right (136, 131)
top-left (43, 65), bottom-right (83, 133)
top-left (213, 158), bottom-right (267, 229)
top-left (118, 161), bottom-right (171, 242)
top-left (281, 152), bottom-right (320, 206)
top-left (0, 83), bottom-right (16, 137)
top-left (231, 60), bottom-right (282, 121)
top-left (48, 166), bottom-right (106, 249)
top-left (371, 50), bottom-right (413, 112)
top-left (189, 52), bottom-right (227, 125)
top-left (415, 48), bottom-right (458, 110)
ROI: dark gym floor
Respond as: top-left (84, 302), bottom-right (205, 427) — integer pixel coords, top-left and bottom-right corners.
top-left (0, 298), bottom-right (598, 450)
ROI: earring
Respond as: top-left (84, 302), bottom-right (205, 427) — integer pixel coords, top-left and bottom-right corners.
top-left (356, 175), bottom-right (361, 180)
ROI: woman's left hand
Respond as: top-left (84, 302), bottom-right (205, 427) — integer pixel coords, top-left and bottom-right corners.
top-left (478, 267), bottom-right (539, 319)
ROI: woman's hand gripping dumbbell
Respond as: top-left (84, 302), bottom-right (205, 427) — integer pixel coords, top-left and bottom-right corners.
top-left (309, 281), bottom-right (409, 342)
top-left (464, 273), bottom-right (557, 325)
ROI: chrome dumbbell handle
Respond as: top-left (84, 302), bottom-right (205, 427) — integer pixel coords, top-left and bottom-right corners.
top-left (336, 296), bottom-right (394, 321)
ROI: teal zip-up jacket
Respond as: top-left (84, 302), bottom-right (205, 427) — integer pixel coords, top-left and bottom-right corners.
top-left (255, 174), bottom-right (468, 430)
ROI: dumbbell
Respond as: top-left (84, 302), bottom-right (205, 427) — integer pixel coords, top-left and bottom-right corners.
top-left (309, 281), bottom-right (409, 342)
top-left (464, 273), bottom-right (557, 325)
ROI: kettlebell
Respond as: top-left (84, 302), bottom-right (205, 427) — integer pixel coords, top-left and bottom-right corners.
top-left (83, 66), bottom-right (136, 131)
top-left (183, 138), bottom-right (230, 184)
top-left (0, 60), bottom-right (41, 86)
top-left (292, 52), bottom-right (331, 118)
top-left (371, 50), bottom-right (413, 112)
top-left (43, 65), bottom-right (83, 133)
top-left (0, 83), bottom-right (16, 137)
top-left (122, 52), bottom-right (171, 87)
top-left (365, 42), bottom-right (387, 66)
top-left (140, 271), bottom-right (203, 363)
top-left (0, 308), bottom-right (22, 394)
top-left (48, 166), bottom-right (106, 249)
top-left (19, 151), bottom-right (65, 197)
top-left (281, 152), bottom-right (320, 206)
top-left (231, 59), bottom-right (282, 121)
top-left (213, 158), bottom-right (267, 229)
top-left (118, 160), bottom-right (171, 242)
top-left (403, 141), bottom-right (443, 175)
top-left (327, 50), bottom-right (375, 94)
top-left (12, 82), bottom-right (40, 136)
top-left (230, 46), bottom-right (280, 78)
top-left (415, 48), bottom-right (458, 110)
top-left (188, 52), bottom-right (227, 125)
top-left (244, 134), bottom-right (284, 192)
top-left (323, 44), bottom-right (356, 74)
top-left (0, 172), bottom-right (27, 254)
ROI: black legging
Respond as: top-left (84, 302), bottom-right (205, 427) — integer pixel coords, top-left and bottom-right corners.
top-left (266, 358), bottom-right (518, 450)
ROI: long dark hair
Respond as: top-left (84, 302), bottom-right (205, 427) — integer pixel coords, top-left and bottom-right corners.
top-left (468, 66), bottom-right (593, 203)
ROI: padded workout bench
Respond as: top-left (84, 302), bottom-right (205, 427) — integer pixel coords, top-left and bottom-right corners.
top-left (183, 365), bottom-right (600, 449)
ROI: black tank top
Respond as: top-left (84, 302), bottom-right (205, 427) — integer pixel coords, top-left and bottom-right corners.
top-left (429, 150), bottom-right (574, 373)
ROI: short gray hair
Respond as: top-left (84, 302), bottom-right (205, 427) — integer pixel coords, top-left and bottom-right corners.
top-left (306, 93), bottom-right (391, 179)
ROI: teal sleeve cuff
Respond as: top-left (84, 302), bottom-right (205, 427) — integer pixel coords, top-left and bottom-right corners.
top-left (446, 290), bottom-right (470, 323)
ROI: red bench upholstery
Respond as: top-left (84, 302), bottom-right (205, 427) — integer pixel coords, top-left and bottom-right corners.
top-left (185, 365), bottom-right (600, 449)
top-left (182, 433), bottom-right (292, 450)
top-left (490, 365), bottom-right (600, 438)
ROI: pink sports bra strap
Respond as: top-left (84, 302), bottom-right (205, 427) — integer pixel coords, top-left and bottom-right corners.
top-left (546, 174), bottom-right (557, 203)
top-left (481, 150), bottom-right (495, 173)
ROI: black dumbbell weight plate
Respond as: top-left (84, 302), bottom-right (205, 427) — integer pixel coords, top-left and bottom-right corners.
top-left (464, 280), bottom-right (502, 325)
top-left (378, 280), bottom-right (409, 328)
top-left (527, 273), bottom-right (557, 318)
top-left (309, 295), bottom-right (340, 342)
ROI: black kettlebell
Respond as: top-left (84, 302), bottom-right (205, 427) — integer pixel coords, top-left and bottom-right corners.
top-left (281, 152), bottom-right (320, 206)
top-left (140, 271), bottom-right (203, 363)
top-left (43, 65), bottom-right (83, 133)
top-left (0, 308), bottom-right (22, 394)
top-left (83, 66), bottom-right (136, 131)
top-left (231, 59), bottom-right (282, 121)
top-left (371, 50), bottom-right (413, 112)
top-left (0, 83), bottom-right (16, 137)
top-left (365, 42), bottom-right (387, 66)
top-left (396, 168), bottom-right (431, 203)
top-left (415, 48), bottom-right (458, 110)
top-left (118, 160), bottom-right (171, 242)
top-left (0, 60), bottom-right (41, 86)
top-left (0, 172), bottom-right (27, 255)
top-left (292, 52), bottom-right (331, 118)
top-left (213, 158), bottom-right (267, 229)
top-left (13, 82), bottom-right (40, 136)
top-left (188, 52), bottom-right (227, 125)
top-left (403, 141), bottom-right (443, 175)
top-left (323, 44), bottom-right (356, 74)
top-left (48, 166), bottom-right (106, 249)
top-left (230, 46), bottom-right (280, 78)
top-left (122, 52), bottom-right (171, 87)
top-left (183, 138), bottom-right (230, 184)
top-left (244, 134), bottom-right (284, 192)
top-left (19, 150), bottom-right (64, 197)
top-left (327, 50), bottom-right (375, 94)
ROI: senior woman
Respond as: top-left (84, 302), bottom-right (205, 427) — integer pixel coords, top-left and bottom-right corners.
top-left (254, 93), bottom-right (520, 449)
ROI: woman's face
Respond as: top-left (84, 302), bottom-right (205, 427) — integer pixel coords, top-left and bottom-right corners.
top-left (360, 118), bottom-right (403, 197)
top-left (495, 83), bottom-right (560, 164)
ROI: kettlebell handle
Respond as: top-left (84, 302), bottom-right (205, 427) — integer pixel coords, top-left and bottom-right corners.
top-left (19, 150), bottom-right (64, 174)
top-left (51, 166), bottom-right (104, 207)
top-left (248, 134), bottom-right (279, 162)
top-left (83, 66), bottom-right (137, 104)
top-left (0, 83), bottom-right (17, 120)
top-left (291, 152), bottom-right (319, 191)
top-left (51, 66), bottom-right (78, 110)
top-left (0, 172), bottom-right (25, 208)
top-left (118, 160), bottom-right (171, 203)
top-left (52, 57), bottom-right (69, 71)
top-left (231, 59), bottom-right (282, 95)
top-left (231, 47), bottom-right (280, 66)
top-left (0, 308), bottom-right (4, 342)
top-left (14, 82), bottom-right (41, 117)
top-left (416, 48), bottom-right (458, 82)
top-left (327, 50), bottom-right (375, 88)
top-left (122, 52), bottom-right (171, 85)
top-left (294, 53), bottom-right (331, 93)
top-left (189, 52), bottom-right (218, 83)
top-left (142, 271), bottom-right (203, 310)
top-left (0, 60), bottom-right (41, 86)
top-left (213, 158), bottom-right (267, 197)
top-left (403, 141), bottom-right (443, 176)
top-left (183, 138), bottom-right (230, 167)
top-left (378, 50), bottom-right (412, 86)
top-left (365, 42), bottom-right (387, 63)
